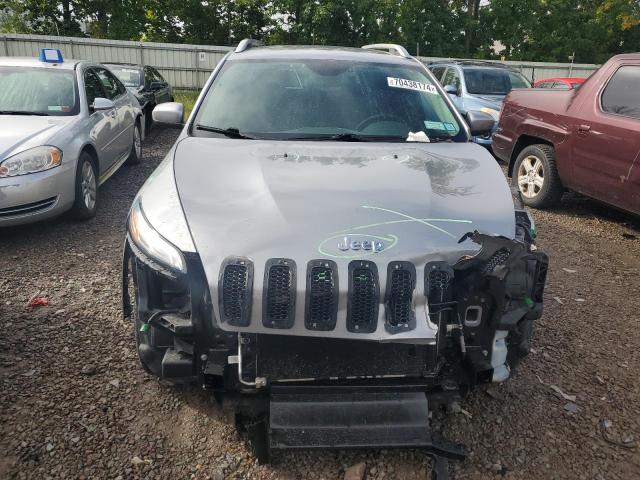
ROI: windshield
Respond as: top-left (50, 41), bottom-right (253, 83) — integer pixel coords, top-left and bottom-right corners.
top-left (0, 67), bottom-right (79, 116)
top-left (107, 66), bottom-right (142, 88)
top-left (193, 58), bottom-right (464, 141)
top-left (463, 68), bottom-right (531, 95)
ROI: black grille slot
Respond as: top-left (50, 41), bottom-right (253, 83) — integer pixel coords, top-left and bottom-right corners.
top-left (218, 258), bottom-right (253, 326)
top-left (263, 259), bottom-right (296, 329)
top-left (424, 262), bottom-right (454, 327)
top-left (347, 261), bottom-right (379, 333)
top-left (305, 260), bottom-right (338, 331)
top-left (483, 248), bottom-right (510, 274)
top-left (0, 196), bottom-right (56, 217)
top-left (384, 262), bottom-right (416, 333)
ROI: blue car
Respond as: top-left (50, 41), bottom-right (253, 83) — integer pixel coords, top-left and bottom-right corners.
top-left (428, 61), bottom-right (531, 147)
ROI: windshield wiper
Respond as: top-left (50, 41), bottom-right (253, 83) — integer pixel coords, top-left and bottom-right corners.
top-left (427, 134), bottom-right (455, 143)
top-left (284, 133), bottom-right (406, 142)
top-left (0, 110), bottom-right (49, 116)
top-left (194, 124), bottom-right (255, 139)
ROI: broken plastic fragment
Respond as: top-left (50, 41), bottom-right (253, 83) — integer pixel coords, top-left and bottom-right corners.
top-left (140, 324), bottom-right (150, 333)
top-left (28, 293), bottom-right (49, 308)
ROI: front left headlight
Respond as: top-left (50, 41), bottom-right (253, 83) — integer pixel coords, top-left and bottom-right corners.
top-left (128, 201), bottom-right (187, 273)
top-left (479, 107), bottom-right (500, 121)
top-left (0, 146), bottom-right (62, 178)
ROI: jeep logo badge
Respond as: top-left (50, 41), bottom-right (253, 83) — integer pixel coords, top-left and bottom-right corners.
top-left (337, 236), bottom-right (385, 252)
top-left (318, 233), bottom-right (396, 259)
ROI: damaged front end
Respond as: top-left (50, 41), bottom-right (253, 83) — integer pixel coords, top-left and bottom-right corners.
top-left (122, 203), bottom-right (547, 472)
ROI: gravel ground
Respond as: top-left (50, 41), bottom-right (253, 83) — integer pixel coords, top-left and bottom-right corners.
top-left (1, 129), bottom-right (639, 480)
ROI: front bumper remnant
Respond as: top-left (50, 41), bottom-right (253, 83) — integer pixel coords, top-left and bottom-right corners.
top-left (122, 226), bottom-right (548, 474)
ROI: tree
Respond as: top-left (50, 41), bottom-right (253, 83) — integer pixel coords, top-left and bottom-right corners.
top-left (485, 0), bottom-right (640, 63)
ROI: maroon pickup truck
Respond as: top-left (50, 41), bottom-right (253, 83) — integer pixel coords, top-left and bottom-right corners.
top-left (493, 53), bottom-right (640, 215)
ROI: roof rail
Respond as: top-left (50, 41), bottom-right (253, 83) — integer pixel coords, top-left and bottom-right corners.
top-left (455, 59), bottom-right (507, 67)
top-left (362, 43), bottom-right (411, 58)
top-left (235, 38), bottom-right (264, 53)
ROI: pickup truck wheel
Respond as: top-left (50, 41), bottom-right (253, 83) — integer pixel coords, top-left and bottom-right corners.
top-left (512, 144), bottom-right (563, 208)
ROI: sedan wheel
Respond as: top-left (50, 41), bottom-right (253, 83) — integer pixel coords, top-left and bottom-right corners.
top-left (517, 155), bottom-right (544, 198)
top-left (70, 152), bottom-right (99, 220)
top-left (134, 126), bottom-right (142, 158)
top-left (81, 161), bottom-right (97, 210)
top-left (127, 123), bottom-right (142, 165)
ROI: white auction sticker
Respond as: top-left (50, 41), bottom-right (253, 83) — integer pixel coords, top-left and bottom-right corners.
top-left (387, 77), bottom-right (438, 94)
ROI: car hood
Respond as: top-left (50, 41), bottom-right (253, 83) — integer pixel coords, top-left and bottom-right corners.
top-left (0, 115), bottom-right (74, 159)
top-left (466, 95), bottom-right (504, 111)
top-left (174, 137), bottom-right (514, 258)
top-left (171, 138), bottom-right (515, 339)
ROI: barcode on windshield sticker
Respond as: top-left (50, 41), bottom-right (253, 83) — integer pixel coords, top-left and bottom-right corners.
top-left (387, 77), bottom-right (438, 94)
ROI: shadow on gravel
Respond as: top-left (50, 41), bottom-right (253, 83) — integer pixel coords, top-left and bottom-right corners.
top-left (548, 192), bottom-right (640, 232)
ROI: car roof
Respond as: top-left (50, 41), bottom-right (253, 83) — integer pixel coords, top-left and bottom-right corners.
top-left (0, 56), bottom-right (82, 70)
top-left (430, 60), bottom-right (508, 68)
top-left (429, 61), bottom-right (523, 74)
top-left (103, 62), bottom-right (144, 69)
top-left (535, 77), bottom-right (585, 82)
top-left (229, 45), bottom-right (417, 66)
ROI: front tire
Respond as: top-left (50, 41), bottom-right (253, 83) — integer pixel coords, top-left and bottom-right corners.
top-left (127, 122), bottom-right (142, 165)
top-left (512, 144), bottom-right (563, 209)
top-left (70, 152), bottom-right (98, 220)
top-left (144, 105), bottom-right (154, 134)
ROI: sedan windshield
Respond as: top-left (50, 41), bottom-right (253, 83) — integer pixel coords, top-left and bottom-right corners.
top-left (107, 65), bottom-right (142, 88)
top-left (0, 67), bottom-right (79, 116)
top-left (193, 58), bottom-right (464, 141)
top-left (464, 68), bottom-right (530, 95)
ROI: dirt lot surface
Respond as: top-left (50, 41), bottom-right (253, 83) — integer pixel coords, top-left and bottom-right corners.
top-left (1, 129), bottom-right (639, 480)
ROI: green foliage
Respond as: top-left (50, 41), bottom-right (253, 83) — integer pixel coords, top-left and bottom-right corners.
top-left (173, 89), bottom-right (199, 118)
top-left (1, 0), bottom-right (638, 63)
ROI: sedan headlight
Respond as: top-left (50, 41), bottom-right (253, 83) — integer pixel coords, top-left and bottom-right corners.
top-left (128, 201), bottom-right (187, 273)
top-left (0, 146), bottom-right (62, 178)
top-left (479, 107), bottom-right (501, 121)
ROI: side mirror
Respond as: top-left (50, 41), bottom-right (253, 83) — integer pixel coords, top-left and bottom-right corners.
top-left (91, 97), bottom-right (115, 111)
top-left (149, 81), bottom-right (165, 91)
top-left (152, 102), bottom-right (184, 127)
top-left (444, 84), bottom-right (459, 96)
top-left (466, 110), bottom-right (495, 136)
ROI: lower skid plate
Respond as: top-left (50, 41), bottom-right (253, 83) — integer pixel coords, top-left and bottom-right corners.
top-left (265, 389), bottom-right (465, 479)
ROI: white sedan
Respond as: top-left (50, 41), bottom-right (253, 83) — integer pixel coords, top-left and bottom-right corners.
top-left (0, 49), bottom-right (143, 226)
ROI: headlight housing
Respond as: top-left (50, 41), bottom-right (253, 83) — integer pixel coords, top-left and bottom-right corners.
top-left (128, 201), bottom-right (187, 273)
top-left (479, 107), bottom-right (500, 121)
top-left (0, 146), bottom-right (62, 178)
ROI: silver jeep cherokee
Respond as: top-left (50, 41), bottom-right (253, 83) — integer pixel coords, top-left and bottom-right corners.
top-left (122, 41), bottom-right (548, 474)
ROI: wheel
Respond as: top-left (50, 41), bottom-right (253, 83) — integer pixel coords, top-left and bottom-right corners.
top-left (511, 144), bottom-right (563, 208)
top-left (126, 122), bottom-right (142, 165)
top-left (70, 152), bottom-right (98, 220)
top-left (144, 106), bottom-right (153, 134)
